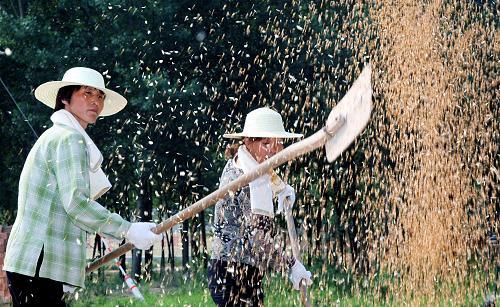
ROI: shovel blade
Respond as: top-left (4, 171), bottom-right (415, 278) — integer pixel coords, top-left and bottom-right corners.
top-left (325, 64), bottom-right (373, 162)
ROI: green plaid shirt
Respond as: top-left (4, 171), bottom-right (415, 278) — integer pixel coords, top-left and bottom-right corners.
top-left (4, 124), bottom-right (131, 287)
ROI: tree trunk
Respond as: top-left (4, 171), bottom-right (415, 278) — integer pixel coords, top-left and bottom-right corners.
top-left (92, 234), bottom-right (105, 280)
top-left (17, 0), bottom-right (23, 17)
top-left (143, 184), bottom-right (154, 280)
top-left (169, 228), bottom-right (175, 271)
top-left (144, 246), bottom-right (153, 281)
top-left (190, 215), bottom-right (199, 261)
top-left (119, 239), bottom-right (127, 279)
top-left (132, 175), bottom-right (154, 282)
top-left (181, 219), bottom-right (189, 269)
top-left (314, 204), bottom-right (323, 258)
top-left (160, 235), bottom-right (165, 278)
top-left (165, 230), bottom-right (172, 270)
top-left (199, 210), bottom-right (208, 269)
top-left (132, 249), bottom-right (142, 281)
top-left (306, 214), bottom-right (313, 267)
top-left (195, 169), bottom-right (208, 268)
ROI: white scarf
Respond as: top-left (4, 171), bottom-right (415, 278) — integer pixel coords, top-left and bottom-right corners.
top-left (236, 145), bottom-right (274, 217)
top-left (50, 109), bottom-right (111, 200)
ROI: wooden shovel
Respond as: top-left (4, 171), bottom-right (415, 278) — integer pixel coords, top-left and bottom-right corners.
top-left (270, 172), bottom-right (310, 306)
top-left (86, 63), bottom-right (373, 273)
top-left (284, 197), bottom-right (311, 307)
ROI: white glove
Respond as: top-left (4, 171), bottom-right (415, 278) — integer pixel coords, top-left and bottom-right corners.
top-left (277, 185), bottom-right (296, 214)
top-left (125, 222), bottom-right (163, 250)
top-left (63, 285), bottom-right (77, 293)
top-left (289, 261), bottom-right (313, 290)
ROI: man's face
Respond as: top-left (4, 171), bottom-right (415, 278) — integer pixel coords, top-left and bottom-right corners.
top-left (244, 137), bottom-right (284, 163)
top-left (64, 86), bottom-right (105, 129)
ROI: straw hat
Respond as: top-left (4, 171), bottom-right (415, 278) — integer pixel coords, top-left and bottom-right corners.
top-left (223, 107), bottom-right (303, 139)
top-left (34, 67), bottom-right (127, 116)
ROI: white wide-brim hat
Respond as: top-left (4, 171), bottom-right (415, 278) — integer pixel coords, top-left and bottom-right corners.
top-left (34, 67), bottom-right (127, 116)
top-left (223, 107), bottom-right (303, 139)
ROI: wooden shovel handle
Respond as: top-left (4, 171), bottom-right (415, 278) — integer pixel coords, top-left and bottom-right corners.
top-left (86, 117), bottom-right (345, 273)
top-left (284, 198), bottom-right (312, 307)
top-left (86, 64), bottom-right (374, 273)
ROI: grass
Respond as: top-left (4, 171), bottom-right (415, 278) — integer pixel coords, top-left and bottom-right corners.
top-left (69, 269), bottom-right (211, 306)
top-left (68, 261), bottom-right (496, 306)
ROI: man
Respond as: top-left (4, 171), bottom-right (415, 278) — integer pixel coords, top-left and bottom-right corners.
top-left (4, 67), bottom-right (162, 305)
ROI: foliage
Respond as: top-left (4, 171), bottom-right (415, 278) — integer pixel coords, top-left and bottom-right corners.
top-left (0, 0), bottom-right (373, 273)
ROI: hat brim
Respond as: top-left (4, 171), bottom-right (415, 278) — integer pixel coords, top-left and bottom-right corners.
top-left (34, 81), bottom-right (127, 116)
top-left (223, 131), bottom-right (303, 139)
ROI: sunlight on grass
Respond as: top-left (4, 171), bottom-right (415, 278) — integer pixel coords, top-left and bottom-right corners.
top-left (69, 264), bottom-right (493, 306)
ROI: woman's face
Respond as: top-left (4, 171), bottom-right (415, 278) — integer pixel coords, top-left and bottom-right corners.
top-left (64, 86), bottom-right (105, 129)
top-left (244, 137), bottom-right (284, 163)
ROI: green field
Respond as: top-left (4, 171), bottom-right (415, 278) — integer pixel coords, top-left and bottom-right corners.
top-left (68, 263), bottom-right (495, 306)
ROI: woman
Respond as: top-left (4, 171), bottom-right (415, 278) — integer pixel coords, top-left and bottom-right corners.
top-left (208, 107), bottom-right (313, 306)
top-left (3, 67), bottom-right (163, 305)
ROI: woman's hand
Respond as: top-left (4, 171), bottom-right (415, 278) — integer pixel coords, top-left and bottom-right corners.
top-left (125, 222), bottom-right (163, 250)
top-left (289, 260), bottom-right (313, 290)
top-left (277, 185), bottom-right (296, 214)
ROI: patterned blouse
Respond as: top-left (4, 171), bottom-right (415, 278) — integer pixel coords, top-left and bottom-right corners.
top-left (210, 159), bottom-right (293, 272)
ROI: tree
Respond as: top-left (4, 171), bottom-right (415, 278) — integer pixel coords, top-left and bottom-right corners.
top-left (1, 0), bottom-right (372, 281)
